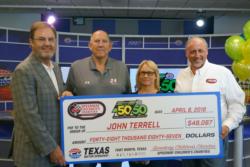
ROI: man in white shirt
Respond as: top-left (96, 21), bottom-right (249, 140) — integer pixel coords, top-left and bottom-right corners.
top-left (175, 37), bottom-right (246, 167)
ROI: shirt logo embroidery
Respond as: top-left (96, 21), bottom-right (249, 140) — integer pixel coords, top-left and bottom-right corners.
top-left (206, 79), bottom-right (217, 84)
top-left (110, 78), bottom-right (117, 84)
top-left (84, 81), bottom-right (90, 85)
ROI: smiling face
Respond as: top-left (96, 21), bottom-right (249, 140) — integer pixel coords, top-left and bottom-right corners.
top-left (29, 27), bottom-right (56, 62)
top-left (88, 30), bottom-right (112, 60)
top-left (185, 37), bottom-right (208, 73)
top-left (138, 64), bottom-right (157, 88)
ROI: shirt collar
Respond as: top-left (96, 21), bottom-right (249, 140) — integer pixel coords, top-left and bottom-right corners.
top-left (42, 61), bottom-right (54, 70)
top-left (188, 60), bottom-right (209, 76)
top-left (89, 57), bottom-right (112, 70)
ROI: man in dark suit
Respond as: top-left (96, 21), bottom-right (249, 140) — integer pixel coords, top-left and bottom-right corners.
top-left (11, 21), bottom-right (66, 167)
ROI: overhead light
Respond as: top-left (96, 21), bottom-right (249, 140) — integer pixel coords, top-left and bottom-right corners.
top-left (196, 17), bottom-right (205, 27)
top-left (47, 14), bottom-right (56, 25)
top-left (41, 9), bottom-right (57, 25)
top-left (195, 10), bottom-right (206, 28)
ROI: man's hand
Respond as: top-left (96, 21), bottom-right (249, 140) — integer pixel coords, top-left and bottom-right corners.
top-left (58, 91), bottom-right (73, 100)
top-left (61, 91), bottom-right (73, 97)
top-left (50, 146), bottom-right (66, 166)
top-left (221, 125), bottom-right (229, 139)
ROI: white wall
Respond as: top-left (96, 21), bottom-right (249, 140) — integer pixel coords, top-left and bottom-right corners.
top-left (68, 17), bottom-right (250, 35)
top-left (116, 19), bottom-right (138, 35)
top-left (0, 13), bottom-right (40, 30)
top-left (0, 13), bottom-right (249, 35)
top-left (214, 16), bottom-right (250, 34)
top-left (70, 18), bottom-right (93, 34)
top-left (69, 18), bottom-right (184, 35)
top-left (161, 20), bottom-right (183, 35)
top-left (70, 18), bottom-right (139, 35)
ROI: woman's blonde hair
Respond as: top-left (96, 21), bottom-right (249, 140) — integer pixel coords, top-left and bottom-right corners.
top-left (136, 60), bottom-right (160, 92)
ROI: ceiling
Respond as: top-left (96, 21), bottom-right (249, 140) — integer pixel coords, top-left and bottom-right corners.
top-left (0, 0), bottom-right (250, 19)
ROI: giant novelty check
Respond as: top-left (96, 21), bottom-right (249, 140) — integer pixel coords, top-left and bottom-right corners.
top-left (61, 92), bottom-right (223, 164)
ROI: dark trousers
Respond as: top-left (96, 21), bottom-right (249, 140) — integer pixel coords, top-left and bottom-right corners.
top-left (129, 160), bottom-right (168, 167)
top-left (182, 138), bottom-right (229, 167)
top-left (75, 162), bottom-right (122, 167)
top-left (100, 162), bottom-right (122, 167)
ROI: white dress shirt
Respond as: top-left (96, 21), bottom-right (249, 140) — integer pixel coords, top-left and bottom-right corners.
top-left (175, 60), bottom-right (246, 131)
top-left (42, 62), bottom-right (59, 95)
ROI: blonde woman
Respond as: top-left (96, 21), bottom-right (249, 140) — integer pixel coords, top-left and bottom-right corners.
top-left (135, 60), bottom-right (160, 94)
top-left (129, 60), bottom-right (168, 167)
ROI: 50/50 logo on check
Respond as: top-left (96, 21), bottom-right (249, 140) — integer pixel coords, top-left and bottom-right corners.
top-left (112, 100), bottom-right (148, 118)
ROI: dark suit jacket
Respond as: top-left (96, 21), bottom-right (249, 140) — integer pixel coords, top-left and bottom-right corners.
top-left (11, 54), bottom-right (65, 167)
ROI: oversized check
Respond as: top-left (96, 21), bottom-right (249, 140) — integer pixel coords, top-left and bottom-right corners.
top-left (60, 92), bottom-right (223, 164)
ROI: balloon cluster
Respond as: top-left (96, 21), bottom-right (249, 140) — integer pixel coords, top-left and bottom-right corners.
top-left (225, 20), bottom-right (250, 81)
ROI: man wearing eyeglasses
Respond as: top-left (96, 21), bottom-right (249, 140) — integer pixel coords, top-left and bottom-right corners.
top-left (11, 21), bottom-right (67, 167)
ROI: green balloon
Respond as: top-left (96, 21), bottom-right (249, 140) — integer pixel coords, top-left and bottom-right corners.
top-left (232, 60), bottom-right (250, 81)
top-left (243, 20), bottom-right (250, 40)
top-left (225, 35), bottom-right (245, 61)
top-left (242, 39), bottom-right (250, 62)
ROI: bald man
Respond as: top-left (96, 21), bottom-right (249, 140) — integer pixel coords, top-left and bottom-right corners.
top-left (65, 30), bottom-right (131, 167)
top-left (175, 37), bottom-right (246, 167)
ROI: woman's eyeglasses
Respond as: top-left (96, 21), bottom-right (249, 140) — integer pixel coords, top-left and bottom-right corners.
top-left (139, 71), bottom-right (155, 76)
